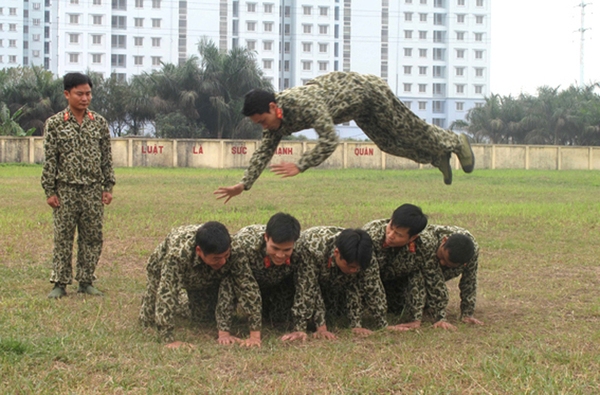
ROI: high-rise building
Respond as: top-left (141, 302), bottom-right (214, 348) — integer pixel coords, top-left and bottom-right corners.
top-left (1, 0), bottom-right (490, 130)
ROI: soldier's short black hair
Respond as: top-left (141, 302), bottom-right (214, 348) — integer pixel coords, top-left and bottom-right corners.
top-left (265, 212), bottom-right (301, 244)
top-left (444, 233), bottom-right (475, 265)
top-left (196, 222), bottom-right (231, 255)
top-left (390, 203), bottom-right (428, 237)
top-left (242, 89), bottom-right (276, 116)
top-left (63, 72), bottom-right (93, 91)
top-left (335, 229), bottom-right (373, 271)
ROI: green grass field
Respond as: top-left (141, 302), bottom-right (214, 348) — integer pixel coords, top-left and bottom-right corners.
top-left (1, 165), bottom-right (599, 394)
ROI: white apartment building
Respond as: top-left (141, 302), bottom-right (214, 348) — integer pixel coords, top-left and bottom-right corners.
top-left (1, 0), bottom-right (490, 132)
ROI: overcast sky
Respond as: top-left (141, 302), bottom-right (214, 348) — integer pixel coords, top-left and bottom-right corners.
top-left (490, 0), bottom-right (600, 96)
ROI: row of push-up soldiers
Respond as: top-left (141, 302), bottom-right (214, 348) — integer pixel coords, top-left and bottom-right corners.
top-left (138, 203), bottom-right (482, 348)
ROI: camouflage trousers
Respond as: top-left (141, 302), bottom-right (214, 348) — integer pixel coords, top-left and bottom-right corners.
top-left (50, 183), bottom-right (104, 285)
top-left (355, 74), bottom-right (462, 167)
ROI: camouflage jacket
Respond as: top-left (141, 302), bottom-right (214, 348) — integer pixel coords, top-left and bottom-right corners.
top-left (291, 226), bottom-right (388, 332)
top-left (143, 224), bottom-right (234, 340)
top-left (216, 225), bottom-right (295, 332)
top-left (242, 71), bottom-right (381, 189)
top-left (41, 107), bottom-right (115, 198)
top-left (417, 225), bottom-right (479, 320)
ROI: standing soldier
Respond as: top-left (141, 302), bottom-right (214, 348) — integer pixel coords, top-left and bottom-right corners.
top-left (42, 72), bottom-right (115, 298)
top-left (215, 71), bottom-right (475, 203)
top-left (282, 227), bottom-right (388, 342)
top-left (217, 212), bottom-right (301, 348)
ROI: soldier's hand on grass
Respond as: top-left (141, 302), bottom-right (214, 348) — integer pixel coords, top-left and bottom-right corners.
top-left (102, 192), bottom-right (113, 205)
top-left (270, 162), bottom-right (300, 178)
top-left (217, 331), bottom-right (242, 345)
top-left (281, 331), bottom-right (308, 342)
top-left (432, 320), bottom-right (457, 331)
top-left (239, 331), bottom-right (261, 348)
top-left (214, 183), bottom-right (244, 204)
top-left (165, 341), bottom-right (196, 350)
top-left (351, 327), bottom-right (373, 337)
top-left (462, 316), bottom-right (484, 325)
top-left (312, 325), bottom-right (336, 340)
top-left (387, 321), bottom-right (421, 331)
top-left (47, 195), bottom-right (60, 208)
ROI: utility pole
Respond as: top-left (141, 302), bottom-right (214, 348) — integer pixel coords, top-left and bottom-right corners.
top-left (577, 1), bottom-right (591, 86)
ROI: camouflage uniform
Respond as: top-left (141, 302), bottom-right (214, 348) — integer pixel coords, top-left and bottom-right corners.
top-left (41, 107), bottom-right (115, 286)
top-left (363, 220), bottom-right (479, 322)
top-left (241, 71), bottom-right (463, 190)
top-left (291, 226), bottom-right (388, 332)
top-left (217, 225), bottom-right (296, 332)
top-left (139, 224), bottom-right (260, 342)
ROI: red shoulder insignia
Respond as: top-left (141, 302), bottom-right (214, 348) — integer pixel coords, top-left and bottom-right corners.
top-left (264, 256), bottom-right (271, 268)
top-left (63, 112), bottom-right (69, 121)
top-left (409, 242), bottom-right (416, 253)
top-left (87, 111), bottom-right (95, 120)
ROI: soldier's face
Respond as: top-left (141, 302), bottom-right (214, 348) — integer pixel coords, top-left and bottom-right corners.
top-left (385, 222), bottom-right (417, 248)
top-left (333, 249), bottom-right (361, 275)
top-left (264, 235), bottom-right (294, 266)
top-left (196, 247), bottom-right (231, 271)
top-left (64, 84), bottom-right (92, 112)
top-left (248, 102), bottom-right (282, 131)
top-left (436, 240), bottom-right (462, 268)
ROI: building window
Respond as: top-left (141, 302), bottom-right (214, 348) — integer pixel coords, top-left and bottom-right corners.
top-left (69, 34), bottom-right (80, 44)
top-left (284, 42), bottom-right (290, 53)
top-left (284, 24), bottom-right (290, 35)
top-left (134, 18), bottom-right (143, 27)
top-left (111, 35), bottom-right (126, 48)
top-left (475, 50), bottom-right (484, 59)
top-left (433, 48), bottom-right (445, 60)
top-left (9, 24), bottom-right (17, 31)
top-left (475, 85), bottom-right (483, 94)
top-left (134, 56), bottom-right (143, 65)
top-left (247, 2), bottom-right (256, 12)
top-left (135, 0), bottom-right (143, 7)
top-left (9, 55), bottom-right (17, 63)
top-left (319, 6), bottom-right (328, 16)
top-left (420, 0), bottom-right (427, 4)
top-left (264, 3), bottom-right (273, 13)
top-left (475, 67), bottom-right (484, 77)
top-left (247, 21), bottom-right (256, 31)
top-left (457, 14), bottom-right (465, 23)
top-left (403, 66), bottom-right (412, 75)
top-left (113, 0), bottom-right (127, 10)
top-left (432, 101), bottom-right (444, 113)
top-left (134, 37), bottom-right (143, 46)
top-left (404, 30), bottom-right (413, 39)
top-left (406, 0), bottom-right (413, 3)
top-left (319, 61), bottom-right (328, 71)
top-left (92, 15), bottom-right (103, 25)
top-left (404, 101), bottom-right (412, 110)
top-left (69, 53), bottom-right (79, 63)
top-left (151, 18), bottom-right (161, 28)
top-left (475, 33), bottom-right (483, 42)
top-left (33, 3), bottom-right (42, 10)
top-left (419, 31), bottom-right (427, 40)
top-left (302, 61), bottom-right (312, 71)
top-left (303, 24), bottom-right (312, 34)
top-left (152, 37), bottom-right (161, 47)
top-left (419, 84), bottom-right (427, 93)
top-left (456, 102), bottom-right (464, 111)
top-left (401, 48), bottom-right (413, 58)
top-left (456, 84), bottom-right (465, 94)
top-left (456, 49), bottom-right (465, 59)
top-left (319, 43), bottom-right (328, 53)
top-left (303, 6), bottom-right (312, 15)
top-left (476, 15), bottom-right (484, 24)
top-left (405, 12), bottom-right (412, 22)
top-left (69, 14), bottom-right (80, 24)
top-left (33, 50), bottom-right (41, 58)
top-left (33, 34), bottom-right (41, 42)
top-left (284, 5), bottom-right (290, 17)
top-left (456, 31), bottom-right (464, 41)
top-left (419, 48), bottom-right (427, 58)
top-left (420, 13), bottom-right (427, 22)
top-left (263, 59), bottom-right (273, 69)
top-left (112, 16), bottom-right (126, 29)
top-left (93, 0), bottom-right (102, 4)
top-left (475, 102), bottom-right (484, 108)
top-left (152, 0), bottom-right (161, 9)
top-left (433, 83), bottom-right (445, 95)
top-left (263, 41), bottom-right (273, 51)
top-left (246, 40), bottom-right (256, 50)
top-left (92, 34), bottom-right (102, 45)
top-left (433, 31), bottom-right (445, 43)
top-left (9, 39), bottom-right (17, 48)
top-left (264, 22), bottom-right (273, 32)
top-left (92, 54), bottom-right (102, 63)
top-left (476, 0), bottom-right (484, 6)
top-left (434, 13), bottom-right (444, 25)
top-left (432, 118), bottom-right (445, 127)
top-left (419, 66), bottom-right (427, 76)
top-left (9, 7), bottom-right (17, 15)
top-left (418, 101), bottom-right (427, 110)
top-left (303, 42), bottom-right (312, 52)
top-left (403, 83), bottom-right (412, 92)
top-left (152, 56), bottom-right (161, 66)
top-left (458, 0), bottom-right (465, 5)
top-left (111, 54), bottom-right (126, 67)
top-left (319, 25), bottom-right (328, 34)
top-left (434, 0), bottom-right (444, 7)
top-left (455, 67), bottom-right (465, 76)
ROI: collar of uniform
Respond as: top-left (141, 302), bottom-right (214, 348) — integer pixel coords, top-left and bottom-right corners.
top-left (63, 108), bottom-right (94, 121)
top-left (263, 256), bottom-right (290, 268)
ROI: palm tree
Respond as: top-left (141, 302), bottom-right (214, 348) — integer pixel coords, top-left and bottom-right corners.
top-left (0, 103), bottom-right (36, 136)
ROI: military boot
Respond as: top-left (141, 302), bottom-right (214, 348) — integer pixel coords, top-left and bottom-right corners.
top-left (457, 134), bottom-right (475, 173)
top-left (438, 152), bottom-right (453, 185)
top-left (48, 284), bottom-right (67, 299)
top-left (77, 283), bottom-right (104, 296)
